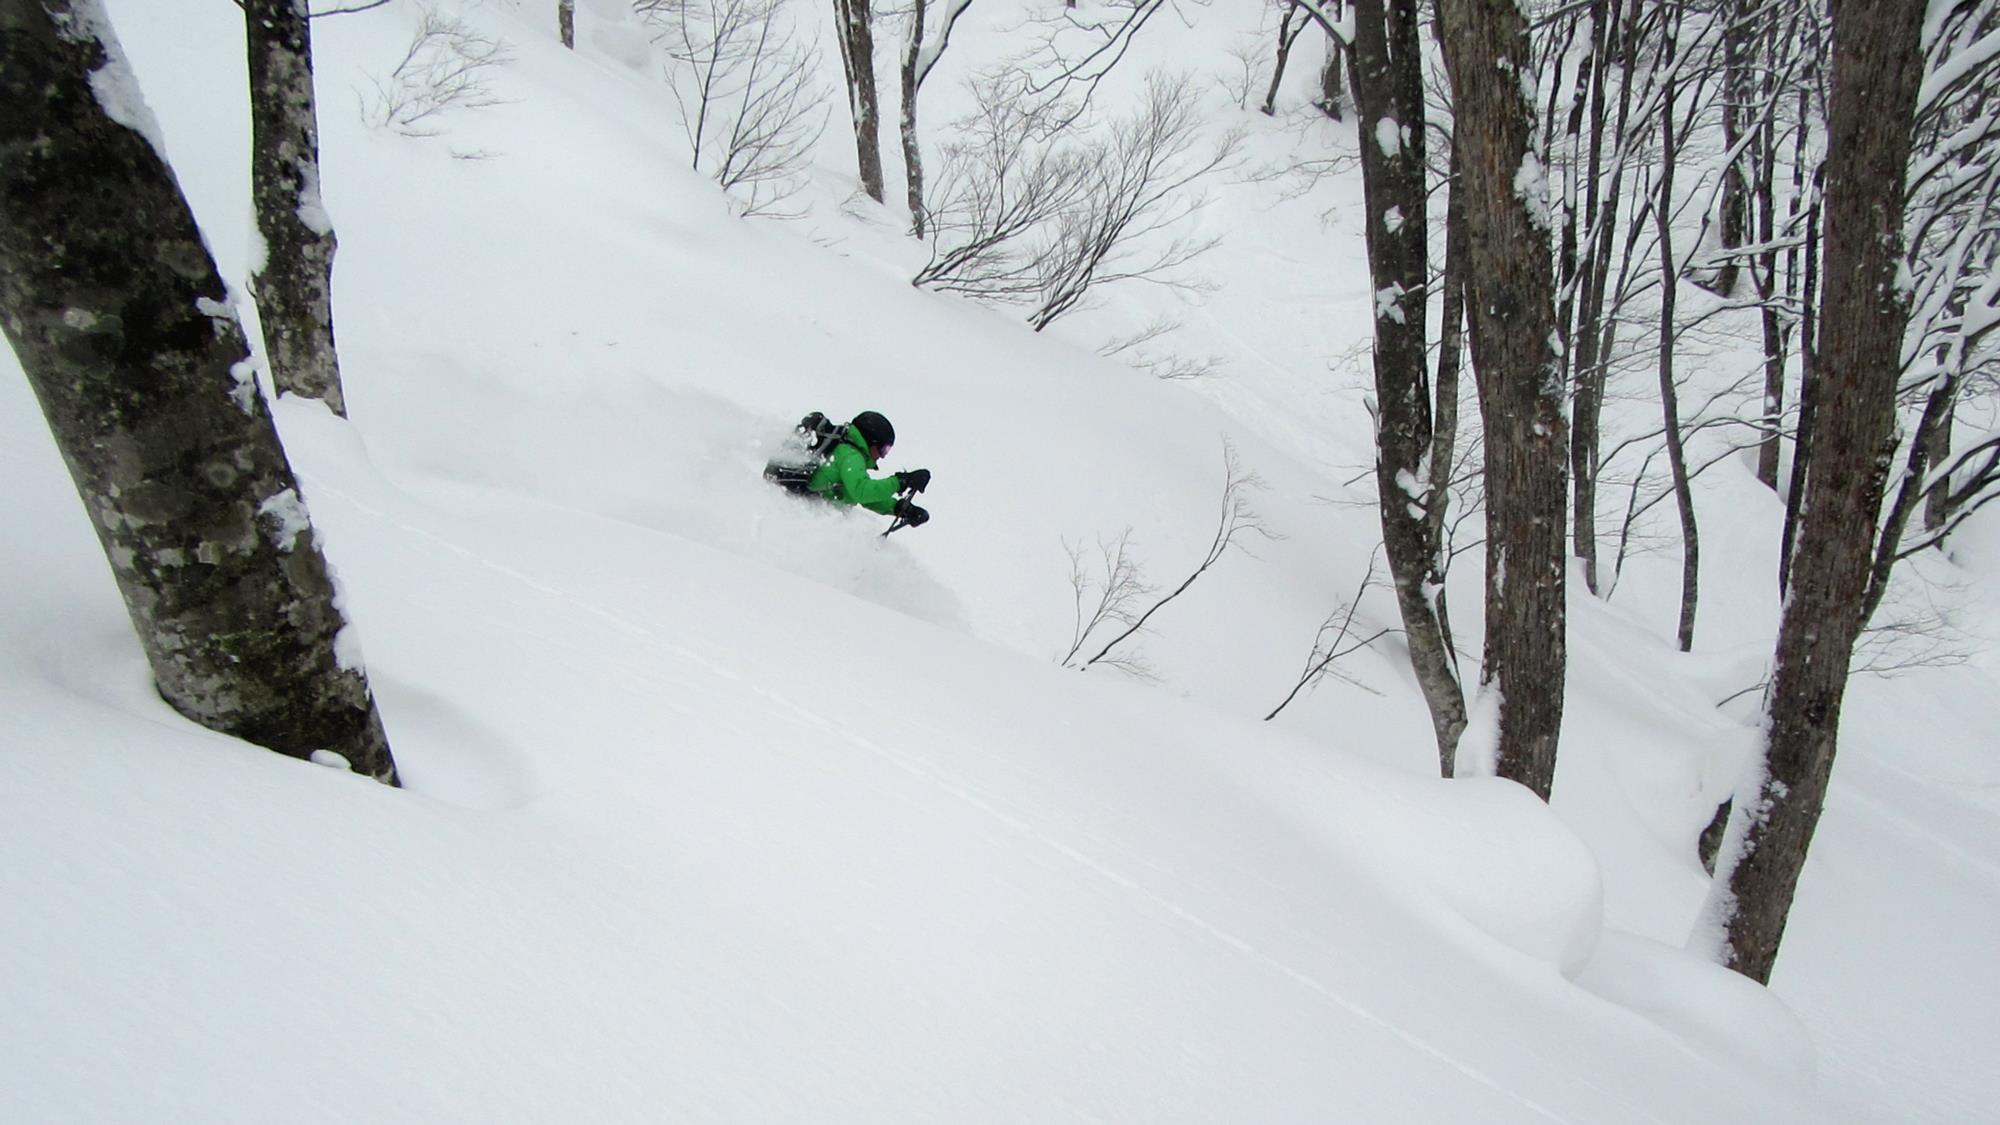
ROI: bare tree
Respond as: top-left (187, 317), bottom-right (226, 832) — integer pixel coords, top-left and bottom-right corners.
top-left (1059, 530), bottom-right (1154, 677)
top-left (1566, 0), bottom-right (1645, 597)
top-left (365, 6), bottom-right (511, 137)
top-left (1346, 0), bottom-right (1466, 772)
top-left (1860, 0), bottom-right (2000, 620)
top-left (1316, 14), bottom-right (1345, 120)
top-left (560, 0), bottom-right (575, 48)
top-left (914, 87), bottom-right (1093, 296)
top-left (1265, 555), bottom-right (1392, 721)
top-left (832, 0), bottom-right (885, 201)
top-left (1028, 71), bottom-right (1239, 331)
top-left (1011, 0), bottom-right (1195, 124)
top-left (1433, 0), bottom-right (1568, 801)
top-left (1704, 0), bottom-right (1926, 986)
top-left (0, 0), bottom-right (398, 783)
top-left (1260, 0), bottom-right (1310, 116)
top-left (897, 0), bottom-right (977, 237)
top-left (914, 72), bottom-right (1234, 330)
top-left (1651, 0), bottom-right (1701, 651)
top-left (247, 0), bottom-right (348, 415)
top-left (648, 0), bottom-right (828, 216)
top-left (1069, 441), bottom-right (1270, 673)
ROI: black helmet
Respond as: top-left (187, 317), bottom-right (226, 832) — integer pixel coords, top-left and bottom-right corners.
top-left (851, 410), bottom-right (895, 450)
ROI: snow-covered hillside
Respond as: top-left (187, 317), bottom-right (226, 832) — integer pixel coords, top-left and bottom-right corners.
top-left (3, 0), bottom-right (1996, 1121)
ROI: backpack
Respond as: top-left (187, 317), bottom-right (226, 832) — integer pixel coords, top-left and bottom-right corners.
top-left (762, 412), bottom-right (846, 494)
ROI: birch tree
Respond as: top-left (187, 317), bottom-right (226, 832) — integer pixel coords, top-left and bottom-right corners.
top-left (0, 0), bottom-right (399, 783)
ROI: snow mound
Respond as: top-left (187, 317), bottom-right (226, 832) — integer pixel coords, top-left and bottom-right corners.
top-left (1251, 749), bottom-right (1604, 977)
top-left (1578, 931), bottom-right (1817, 1083)
top-left (1391, 776), bottom-right (1606, 977)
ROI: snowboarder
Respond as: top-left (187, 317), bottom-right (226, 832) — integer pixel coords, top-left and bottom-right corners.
top-left (795, 410), bottom-right (932, 529)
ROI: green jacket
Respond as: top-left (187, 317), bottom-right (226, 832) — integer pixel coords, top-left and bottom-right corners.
top-left (807, 425), bottom-right (903, 514)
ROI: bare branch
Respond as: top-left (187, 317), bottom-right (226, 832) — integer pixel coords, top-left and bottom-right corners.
top-left (1266, 554), bottom-right (1390, 721)
top-left (1079, 440), bottom-right (1274, 672)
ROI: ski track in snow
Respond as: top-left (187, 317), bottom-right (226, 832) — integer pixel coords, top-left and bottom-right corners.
top-left (822, 717), bottom-right (1665, 1125)
top-left (305, 465), bottom-right (1622, 1122)
top-left (1833, 762), bottom-right (2000, 885)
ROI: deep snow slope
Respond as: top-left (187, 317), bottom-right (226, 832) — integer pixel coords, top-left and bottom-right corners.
top-left (2, 0), bottom-right (1996, 1120)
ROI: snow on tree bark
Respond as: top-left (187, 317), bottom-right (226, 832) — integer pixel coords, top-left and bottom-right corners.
top-left (1348, 0), bottom-right (1467, 773)
top-left (833, 0), bottom-right (886, 203)
top-left (897, 0), bottom-right (975, 238)
top-left (899, 0), bottom-right (928, 236)
top-left (246, 0), bottom-right (348, 416)
top-left (1710, 0), bottom-right (1925, 986)
top-left (0, 0), bottom-right (398, 784)
top-left (1435, 0), bottom-right (1568, 801)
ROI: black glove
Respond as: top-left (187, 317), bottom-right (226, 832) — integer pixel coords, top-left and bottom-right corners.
top-left (894, 497), bottom-right (930, 527)
top-left (896, 468), bottom-right (932, 494)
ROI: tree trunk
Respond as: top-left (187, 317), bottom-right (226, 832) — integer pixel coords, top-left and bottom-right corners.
top-left (1655, 15), bottom-right (1699, 652)
top-left (1751, 10), bottom-right (1789, 491)
top-left (833, 0), bottom-right (886, 203)
top-left (560, 0), bottom-right (576, 49)
top-left (1349, 0), bottom-right (1466, 773)
top-left (1262, 1), bottom-right (1305, 117)
top-left (1430, 138), bottom-right (1469, 677)
top-left (0, 0), bottom-right (398, 784)
top-left (1709, 0), bottom-right (1924, 986)
top-left (1778, 179), bottom-right (1823, 592)
top-left (1924, 396), bottom-right (1955, 533)
top-left (1436, 0), bottom-right (1568, 801)
top-left (1711, 0), bottom-right (1752, 297)
top-left (1317, 21), bottom-right (1345, 121)
top-left (1862, 369), bottom-right (1959, 626)
top-left (900, 0), bottom-right (927, 235)
top-left (246, 0), bottom-right (347, 417)
top-left (1571, 0), bottom-right (1636, 597)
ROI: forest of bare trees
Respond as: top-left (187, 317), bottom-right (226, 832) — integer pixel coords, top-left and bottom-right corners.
top-left (1269, 0), bottom-right (1994, 981)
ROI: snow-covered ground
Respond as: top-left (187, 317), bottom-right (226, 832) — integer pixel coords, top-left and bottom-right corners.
top-left (3, 1), bottom-right (1996, 1121)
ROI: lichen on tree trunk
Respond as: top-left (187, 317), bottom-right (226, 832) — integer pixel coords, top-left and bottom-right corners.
top-left (246, 0), bottom-right (348, 416)
top-left (0, 0), bottom-right (397, 784)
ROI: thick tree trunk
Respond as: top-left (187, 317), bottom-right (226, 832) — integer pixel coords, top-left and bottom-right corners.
top-left (0, 0), bottom-right (398, 784)
top-left (1349, 0), bottom-right (1466, 773)
top-left (246, 0), bottom-right (347, 416)
top-left (1436, 0), bottom-right (1568, 801)
top-left (1710, 0), bottom-right (1924, 986)
top-left (833, 0), bottom-right (886, 203)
